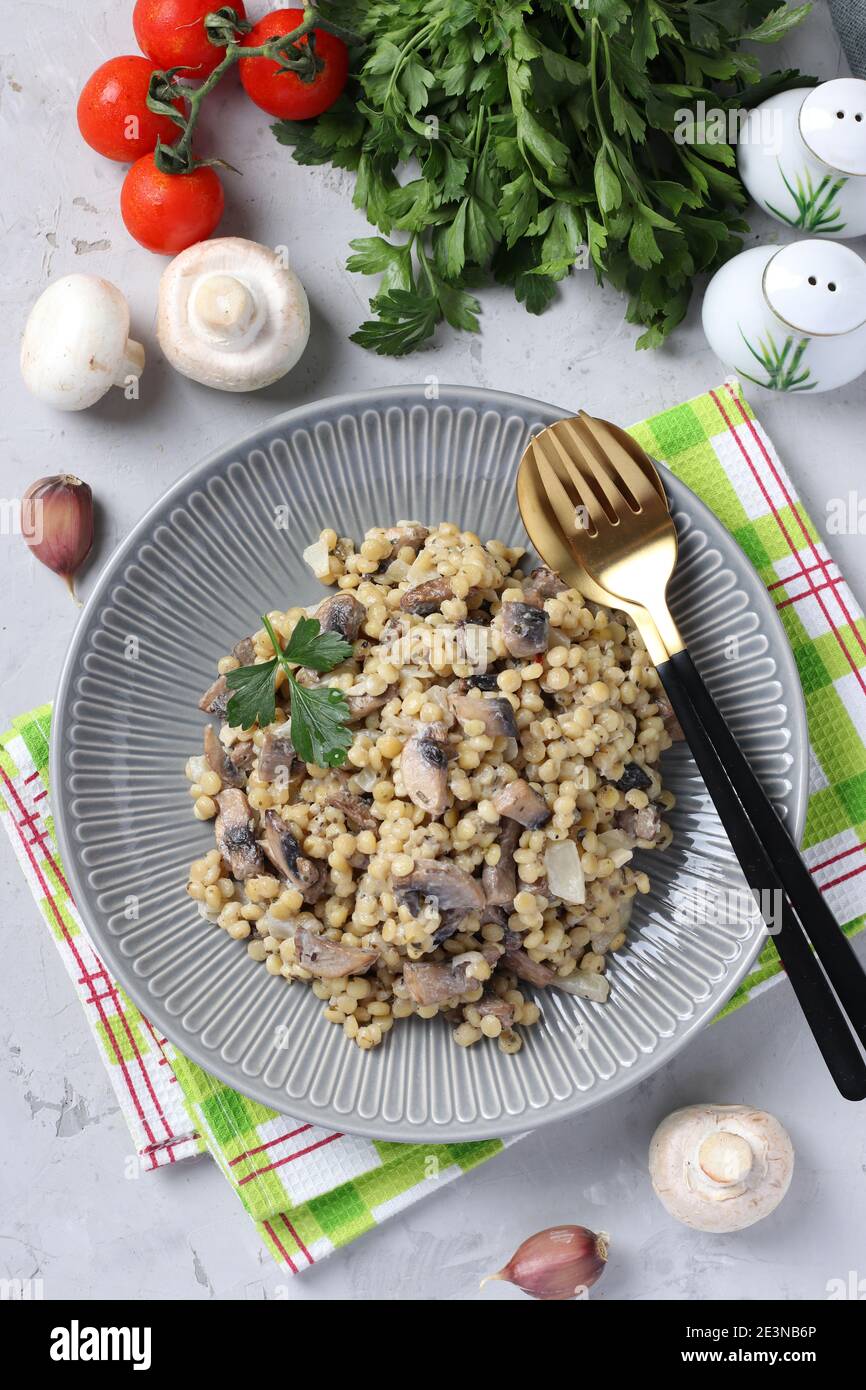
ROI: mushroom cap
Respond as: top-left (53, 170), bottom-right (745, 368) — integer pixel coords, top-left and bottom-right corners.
top-left (21, 274), bottom-right (134, 411)
top-left (648, 1103), bottom-right (794, 1233)
top-left (156, 237), bottom-right (310, 391)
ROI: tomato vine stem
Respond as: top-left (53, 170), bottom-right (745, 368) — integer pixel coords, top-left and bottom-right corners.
top-left (149, 4), bottom-right (325, 174)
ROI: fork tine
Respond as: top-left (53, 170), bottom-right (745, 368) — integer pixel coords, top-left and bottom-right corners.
top-left (584, 414), bottom-right (668, 507)
top-left (550, 418), bottom-right (627, 521)
top-left (534, 429), bottom-right (610, 537)
top-left (577, 412), bottom-right (663, 513)
top-left (528, 437), bottom-right (591, 542)
top-left (540, 423), bottom-right (615, 530)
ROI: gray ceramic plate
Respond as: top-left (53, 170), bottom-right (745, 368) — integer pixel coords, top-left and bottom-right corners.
top-left (52, 385), bottom-right (808, 1141)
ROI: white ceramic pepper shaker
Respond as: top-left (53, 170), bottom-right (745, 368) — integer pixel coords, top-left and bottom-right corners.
top-left (701, 239), bottom-right (866, 393)
top-left (738, 78), bottom-right (866, 238)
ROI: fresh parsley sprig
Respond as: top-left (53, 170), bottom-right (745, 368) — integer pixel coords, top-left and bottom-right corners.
top-left (273, 0), bottom-right (814, 354)
top-left (225, 615), bottom-right (353, 768)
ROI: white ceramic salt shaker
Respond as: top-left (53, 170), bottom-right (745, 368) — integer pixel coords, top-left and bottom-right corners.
top-left (738, 78), bottom-right (866, 238)
top-left (701, 239), bottom-right (866, 392)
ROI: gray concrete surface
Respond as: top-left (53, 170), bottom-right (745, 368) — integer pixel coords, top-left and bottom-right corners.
top-left (1, 1), bottom-right (864, 1301)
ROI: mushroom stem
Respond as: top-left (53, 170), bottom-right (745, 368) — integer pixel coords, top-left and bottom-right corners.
top-left (698, 1131), bottom-right (754, 1187)
top-left (113, 339), bottom-right (145, 387)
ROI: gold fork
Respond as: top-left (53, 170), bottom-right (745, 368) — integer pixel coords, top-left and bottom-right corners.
top-left (518, 411), bottom-right (866, 1099)
top-left (519, 413), bottom-right (681, 662)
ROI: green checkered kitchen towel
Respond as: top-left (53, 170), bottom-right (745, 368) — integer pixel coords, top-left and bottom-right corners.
top-left (2, 377), bottom-right (864, 1274)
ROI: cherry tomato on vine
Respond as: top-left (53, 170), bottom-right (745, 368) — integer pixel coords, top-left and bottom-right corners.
top-left (120, 155), bottom-right (225, 254)
top-left (133, 0), bottom-right (248, 79)
top-left (77, 56), bottom-right (185, 162)
top-left (239, 8), bottom-right (348, 120)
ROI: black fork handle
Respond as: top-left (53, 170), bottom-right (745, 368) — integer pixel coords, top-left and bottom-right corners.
top-left (657, 657), bottom-right (866, 1101)
top-left (670, 648), bottom-right (866, 1048)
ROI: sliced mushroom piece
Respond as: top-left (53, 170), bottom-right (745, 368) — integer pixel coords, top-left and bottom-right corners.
top-left (613, 761), bottom-right (652, 793)
top-left (395, 859), bottom-right (485, 917)
top-left (401, 732), bottom-right (450, 817)
top-left (480, 904), bottom-right (509, 930)
top-left (260, 810), bottom-right (325, 901)
top-left (656, 691), bottom-right (685, 742)
top-left (483, 816), bottom-right (521, 906)
top-left (315, 592), bottom-right (366, 642)
top-left (501, 601), bottom-right (550, 658)
top-left (450, 690), bottom-right (518, 739)
top-left (476, 992), bottom-right (517, 1029)
top-left (503, 943), bottom-right (558, 989)
top-left (204, 724), bottom-right (247, 788)
top-left (460, 672), bottom-right (500, 692)
top-left (294, 927), bottom-right (377, 980)
top-left (400, 576), bottom-right (454, 615)
top-left (325, 788), bottom-right (377, 832)
top-left (523, 566), bottom-right (568, 604)
top-left (492, 778), bottom-right (551, 829)
top-left (231, 741), bottom-right (255, 773)
top-left (402, 960), bottom-right (468, 1007)
top-left (615, 804), bottom-right (663, 843)
top-left (232, 636), bottom-right (256, 666)
top-left (214, 789), bottom-right (264, 881)
top-left (431, 909), bottom-right (465, 947)
top-left (199, 674), bottom-right (229, 719)
top-left (346, 684), bottom-right (397, 723)
top-left (385, 522), bottom-right (428, 555)
top-left (402, 947), bottom-right (500, 1007)
top-left (258, 728), bottom-right (299, 784)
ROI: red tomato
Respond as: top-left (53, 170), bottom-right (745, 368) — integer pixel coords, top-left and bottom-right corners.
top-left (133, 0), bottom-right (248, 79)
top-left (120, 155), bottom-right (224, 254)
top-left (239, 8), bottom-right (348, 120)
top-left (77, 56), bottom-right (185, 162)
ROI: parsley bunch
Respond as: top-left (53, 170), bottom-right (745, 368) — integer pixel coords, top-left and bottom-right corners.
top-left (226, 616), bottom-right (353, 768)
top-left (275, 0), bottom-right (812, 353)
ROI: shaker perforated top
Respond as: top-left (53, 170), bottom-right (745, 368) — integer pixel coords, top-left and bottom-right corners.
top-left (763, 240), bottom-right (866, 336)
top-left (800, 78), bottom-right (866, 177)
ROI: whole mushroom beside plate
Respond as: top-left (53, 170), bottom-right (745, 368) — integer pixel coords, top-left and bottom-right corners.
top-left (649, 1103), bottom-right (795, 1233)
top-left (21, 274), bottom-right (145, 411)
top-left (157, 237), bottom-right (310, 391)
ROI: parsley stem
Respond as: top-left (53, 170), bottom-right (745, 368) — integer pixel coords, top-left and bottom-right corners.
top-left (261, 612), bottom-right (288, 665)
top-left (563, 5), bottom-right (584, 41)
top-left (382, 18), bottom-right (437, 108)
top-left (589, 20), bottom-right (613, 156)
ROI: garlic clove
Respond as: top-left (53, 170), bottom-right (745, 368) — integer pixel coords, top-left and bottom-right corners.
top-left (481, 1225), bottom-right (609, 1301)
top-left (21, 474), bottom-right (94, 601)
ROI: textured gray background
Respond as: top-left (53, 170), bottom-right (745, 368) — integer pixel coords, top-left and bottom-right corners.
top-left (1, 0), bottom-right (864, 1300)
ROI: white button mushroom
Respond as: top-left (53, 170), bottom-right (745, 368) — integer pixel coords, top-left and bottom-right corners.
top-left (21, 275), bottom-right (145, 411)
top-left (156, 237), bottom-right (310, 391)
top-left (648, 1103), bottom-right (794, 1233)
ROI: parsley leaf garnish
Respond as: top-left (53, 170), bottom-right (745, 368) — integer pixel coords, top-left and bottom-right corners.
top-left (272, 0), bottom-right (814, 354)
top-left (286, 679), bottom-right (354, 769)
top-left (283, 615), bottom-right (354, 672)
top-left (225, 614), bottom-right (353, 768)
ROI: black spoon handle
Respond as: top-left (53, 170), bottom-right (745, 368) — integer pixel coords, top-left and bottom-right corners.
top-left (657, 656), bottom-right (866, 1101)
top-left (669, 647), bottom-right (866, 1049)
